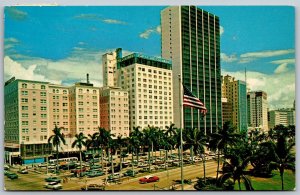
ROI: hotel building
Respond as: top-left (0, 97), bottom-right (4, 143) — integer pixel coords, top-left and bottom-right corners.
top-left (247, 91), bottom-right (269, 131)
top-left (161, 6), bottom-right (222, 134)
top-left (114, 52), bottom-right (174, 130)
top-left (100, 86), bottom-right (129, 138)
top-left (268, 108), bottom-right (295, 129)
top-left (222, 75), bottom-right (247, 133)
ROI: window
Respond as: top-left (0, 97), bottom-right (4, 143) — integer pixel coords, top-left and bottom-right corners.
top-left (22, 128), bottom-right (29, 133)
top-left (41, 85), bottom-right (46, 89)
top-left (63, 109), bottom-right (68, 113)
top-left (63, 90), bottom-right (67, 94)
top-left (41, 114), bottom-right (47, 118)
top-left (92, 96), bottom-right (97, 100)
top-left (22, 83), bottom-right (27, 88)
top-left (93, 90), bottom-right (96, 94)
top-left (41, 107), bottom-right (47, 111)
top-left (41, 121), bottom-right (47, 125)
top-left (22, 121), bottom-right (28, 125)
top-left (22, 113), bottom-right (28, 118)
top-left (40, 99), bottom-right (46, 104)
top-left (63, 103), bottom-right (68, 107)
top-left (40, 92), bottom-right (46, 97)
top-left (78, 95), bottom-right (83, 99)
top-left (79, 108), bottom-right (84, 112)
top-left (21, 91), bottom-right (28, 96)
top-left (79, 89), bottom-right (83, 93)
top-left (21, 98), bottom-right (28, 103)
top-left (63, 96), bottom-right (68, 100)
top-left (22, 106), bottom-right (28, 111)
top-left (79, 115), bottom-right (84, 118)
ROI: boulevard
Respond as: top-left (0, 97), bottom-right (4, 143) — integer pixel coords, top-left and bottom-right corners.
top-left (4, 160), bottom-right (218, 191)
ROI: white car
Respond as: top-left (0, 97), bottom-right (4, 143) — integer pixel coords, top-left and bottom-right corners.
top-left (45, 182), bottom-right (62, 190)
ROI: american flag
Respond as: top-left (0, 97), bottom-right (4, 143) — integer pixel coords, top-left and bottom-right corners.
top-left (183, 84), bottom-right (207, 115)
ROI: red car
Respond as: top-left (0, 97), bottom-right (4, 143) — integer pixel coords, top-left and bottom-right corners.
top-left (139, 175), bottom-right (159, 184)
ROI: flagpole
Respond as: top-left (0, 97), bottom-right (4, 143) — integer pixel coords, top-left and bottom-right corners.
top-left (178, 74), bottom-right (184, 191)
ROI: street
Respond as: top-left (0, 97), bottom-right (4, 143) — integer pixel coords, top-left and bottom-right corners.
top-left (4, 160), bottom-right (219, 191)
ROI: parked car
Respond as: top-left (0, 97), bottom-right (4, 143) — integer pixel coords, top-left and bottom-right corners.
top-left (139, 175), bottom-right (159, 184)
top-left (17, 169), bottom-right (29, 174)
top-left (123, 169), bottom-right (136, 177)
top-left (86, 170), bottom-right (104, 178)
top-left (139, 167), bottom-right (155, 173)
top-left (44, 182), bottom-right (62, 190)
top-left (81, 184), bottom-right (105, 191)
top-left (137, 163), bottom-right (148, 168)
top-left (45, 177), bottom-right (61, 183)
top-left (7, 172), bottom-right (18, 179)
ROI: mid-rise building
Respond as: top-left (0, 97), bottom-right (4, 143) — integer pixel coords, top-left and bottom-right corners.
top-left (115, 52), bottom-right (173, 130)
top-left (247, 91), bottom-right (269, 131)
top-left (102, 48), bottom-right (122, 87)
top-left (222, 75), bottom-right (247, 133)
top-left (4, 78), bottom-right (52, 165)
top-left (69, 81), bottom-right (100, 136)
top-left (268, 108), bottom-right (295, 129)
top-left (100, 86), bottom-right (129, 138)
top-left (161, 6), bottom-right (222, 134)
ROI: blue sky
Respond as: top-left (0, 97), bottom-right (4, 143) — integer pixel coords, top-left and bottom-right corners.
top-left (4, 6), bottom-right (295, 109)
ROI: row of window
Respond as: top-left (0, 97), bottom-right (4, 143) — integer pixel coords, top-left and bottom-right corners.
top-left (22, 83), bottom-right (46, 89)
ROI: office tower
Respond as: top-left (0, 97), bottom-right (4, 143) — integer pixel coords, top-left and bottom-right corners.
top-left (100, 86), bottom-right (129, 138)
top-left (115, 52), bottom-right (173, 130)
top-left (161, 6), bottom-right (222, 134)
top-left (222, 75), bottom-right (247, 133)
top-left (247, 91), bottom-right (269, 131)
top-left (4, 78), bottom-right (52, 164)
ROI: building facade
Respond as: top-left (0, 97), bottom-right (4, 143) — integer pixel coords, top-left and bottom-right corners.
top-left (161, 6), bottom-right (222, 134)
top-left (115, 52), bottom-right (173, 130)
top-left (222, 75), bottom-right (247, 133)
top-left (268, 108), bottom-right (296, 129)
top-left (4, 78), bottom-right (52, 164)
top-left (247, 91), bottom-right (269, 131)
top-left (100, 86), bottom-right (129, 138)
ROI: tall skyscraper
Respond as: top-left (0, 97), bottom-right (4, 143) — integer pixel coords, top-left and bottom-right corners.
top-left (222, 75), bottom-right (247, 133)
top-left (161, 6), bottom-right (222, 134)
top-left (247, 91), bottom-right (269, 131)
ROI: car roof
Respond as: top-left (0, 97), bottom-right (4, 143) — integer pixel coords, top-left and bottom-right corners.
top-left (144, 175), bottom-right (154, 179)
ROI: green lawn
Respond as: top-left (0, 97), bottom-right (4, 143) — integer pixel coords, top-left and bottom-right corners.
top-left (234, 170), bottom-right (295, 191)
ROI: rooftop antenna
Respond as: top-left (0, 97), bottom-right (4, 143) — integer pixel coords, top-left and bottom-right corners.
top-left (87, 73), bottom-right (90, 84)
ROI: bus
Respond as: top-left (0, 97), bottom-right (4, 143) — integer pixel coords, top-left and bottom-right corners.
top-left (49, 157), bottom-right (78, 165)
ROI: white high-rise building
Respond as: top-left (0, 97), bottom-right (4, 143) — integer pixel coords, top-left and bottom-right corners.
top-left (268, 109), bottom-right (295, 129)
top-left (102, 48), bottom-right (122, 87)
top-left (115, 53), bottom-right (174, 130)
top-left (247, 91), bottom-right (269, 131)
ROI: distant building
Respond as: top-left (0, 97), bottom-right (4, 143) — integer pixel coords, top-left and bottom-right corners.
top-left (115, 52), bottom-right (174, 130)
top-left (161, 6), bottom-right (222, 134)
top-left (221, 98), bottom-right (231, 125)
top-left (247, 91), bottom-right (269, 131)
top-left (222, 75), bottom-right (247, 133)
top-left (102, 48), bottom-right (122, 87)
top-left (268, 108), bottom-right (295, 129)
top-left (100, 86), bottom-right (129, 138)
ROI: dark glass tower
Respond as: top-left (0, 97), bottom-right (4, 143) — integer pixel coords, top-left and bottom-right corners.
top-left (161, 6), bottom-right (222, 134)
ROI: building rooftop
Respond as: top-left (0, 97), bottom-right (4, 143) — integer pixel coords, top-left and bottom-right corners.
top-left (117, 53), bottom-right (172, 70)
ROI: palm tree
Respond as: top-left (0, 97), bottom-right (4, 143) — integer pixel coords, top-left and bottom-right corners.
top-left (86, 132), bottom-right (99, 165)
top-left (48, 125), bottom-right (66, 174)
top-left (71, 132), bottom-right (87, 177)
top-left (131, 126), bottom-right (143, 163)
top-left (184, 128), bottom-right (208, 182)
top-left (97, 127), bottom-right (111, 169)
top-left (143, 126), bottom-right (157, 172)
top-left (270, 135), bottom-right (295, 190)
top-left (164, 123), bottom-right (177, 157)
top-left (128, 131), bottom-right (140, 177)
top-left (116, 135), bottom-right (126, 173)
top-left (209, 121), bottom-right (240, 180)
top-left (218, 151), bottom-right (254, 191)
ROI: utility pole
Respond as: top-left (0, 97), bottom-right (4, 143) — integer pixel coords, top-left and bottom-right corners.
top-left (178, 74), bottom-right (184, 191)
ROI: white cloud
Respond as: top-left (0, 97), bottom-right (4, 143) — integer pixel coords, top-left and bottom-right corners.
top-left (4, 48), bottom-right (135, 88)
top-left (221, 53), bottom-right (237, 63)
top-left (74, 14), bottom-right (127, 25)
top-left (139, 25), bottom-right (161, 39)
top-left (222, 69), bottom-right (295, 110)
top-left (4, 56), bottom-right (61, 84)
top-left (240, 49), bottom-right (294, 59)
top-left (6, 7), bottom-right (28, 20)
top-left (271, 58), bottom-right (295, 65)
top-left (274, 63), bottom-right (289, 74)
top-left (220, 26), bottom-right (224, 36)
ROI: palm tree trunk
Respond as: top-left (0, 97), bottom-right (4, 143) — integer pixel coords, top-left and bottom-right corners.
top-left (111, 150), bottom-right (114, 179)
top-left (132, 147), bottom-right (135, 177)
top-left (216, 151), bottom-right (220, 180)
top-left (202, 155), bottom-right (206, 183)
top-left (148, 147), bottom-right (151, 172)
top-left (56, 145), bottom-right (59, 175)
top-left (151, 142), bottom-right (154, 162)
top-left (79, 149), bottom-right (82, 177)
top-left (101, 147), bottom-right (104, 171)
top-left (280, 167), bottom-right (284, 190)
top-left (191, 146), bottom-right (194, 164)
top-left (238, 179), bottom-right (241, 190)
